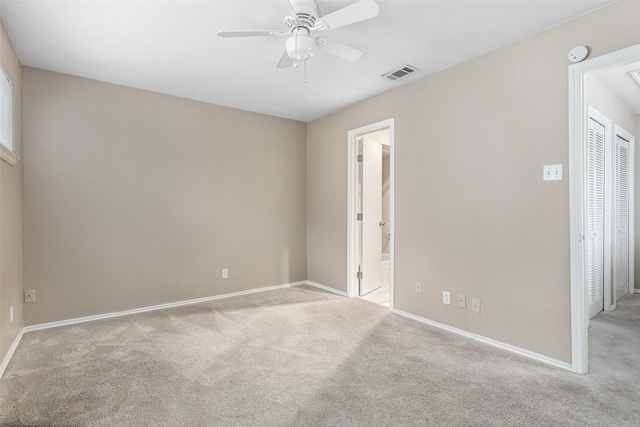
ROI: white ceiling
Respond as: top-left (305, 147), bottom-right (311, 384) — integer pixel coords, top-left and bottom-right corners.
top-left (593, 60), bottom-right (640, 114)
top-left (2, 0), bottom-right (612, 122)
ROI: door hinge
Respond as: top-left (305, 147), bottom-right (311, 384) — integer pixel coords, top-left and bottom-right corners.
top-left (357, 271), bottom-right (363, 280)
top-left (357, 213), bottom-right (363, 221)
top-left (357, 154), bottom-right (363, 163)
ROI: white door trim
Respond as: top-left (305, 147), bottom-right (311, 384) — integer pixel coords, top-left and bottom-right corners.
top-left (347, 119), bottom-right (395, 309)
top-left (569, 43), bottom-right (640, 374)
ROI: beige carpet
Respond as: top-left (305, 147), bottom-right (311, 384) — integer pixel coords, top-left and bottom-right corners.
top-left (1, 285), bottom-right (639, 426)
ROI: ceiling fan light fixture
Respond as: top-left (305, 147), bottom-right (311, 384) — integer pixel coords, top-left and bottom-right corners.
top-left (286, 34), bottom-right (315, 61)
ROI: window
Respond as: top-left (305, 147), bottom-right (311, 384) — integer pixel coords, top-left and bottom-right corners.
top-left (0, 65), bottom-right (17, 165)
top-left (0, 66), bottom-right (11, 150)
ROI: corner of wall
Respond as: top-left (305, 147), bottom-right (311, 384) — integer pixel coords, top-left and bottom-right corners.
top-left (0, 19), bottom-right (24, 366)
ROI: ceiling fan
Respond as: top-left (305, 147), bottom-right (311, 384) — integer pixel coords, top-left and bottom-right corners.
top-left (217, 0), bottom-right (380, 71)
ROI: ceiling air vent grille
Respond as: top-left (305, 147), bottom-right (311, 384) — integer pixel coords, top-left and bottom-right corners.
top-left (382, 65), bottom-right (420, 82)
top-left (630, 70), bottom-right (640, 87)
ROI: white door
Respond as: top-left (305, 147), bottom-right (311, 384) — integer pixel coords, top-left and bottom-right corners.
top-left (359, 138), bottom-right (383, 296)
top-left (614, 134), bottom-right (630, 301)
top-left (587, 116), bottom-right (606, 319)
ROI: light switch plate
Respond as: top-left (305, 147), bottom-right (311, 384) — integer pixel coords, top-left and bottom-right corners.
top-left (443, 291), bottom-right (451, 305)
top-left (543, 164), bottom-right (563, 181)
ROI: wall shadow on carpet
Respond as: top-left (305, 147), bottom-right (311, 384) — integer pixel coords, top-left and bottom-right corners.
top-left (288, 304), bottom-right (639, 426)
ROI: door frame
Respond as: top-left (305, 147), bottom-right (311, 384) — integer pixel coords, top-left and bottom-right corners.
top-left (569, 43), bottom-right (640, 374)
top-left (347, 118), bottom-right (395, 309)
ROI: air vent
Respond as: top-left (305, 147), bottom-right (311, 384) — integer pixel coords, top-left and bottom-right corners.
top-left (382, 65), bottom-right (420, 82)
top-left (630, 70), bottom-right (640, 87)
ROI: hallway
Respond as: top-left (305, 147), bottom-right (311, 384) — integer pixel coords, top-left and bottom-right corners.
top-left (589, 294), bottom-right (640, 388)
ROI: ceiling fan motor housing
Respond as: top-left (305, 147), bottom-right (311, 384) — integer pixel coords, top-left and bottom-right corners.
top-left (289, 0), bottom-right (319, 27)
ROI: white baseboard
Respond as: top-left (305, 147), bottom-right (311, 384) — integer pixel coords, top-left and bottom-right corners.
top-left (0, 328), bottom-right (24, 379)
top-left (393, 309), bottom-right (573, 372)
top-left (24, 281), bottom-right (308, 332)
top-left (304, 280), bottom-right (348, 297)
top-left (6, 283), bottom-right (571, 378)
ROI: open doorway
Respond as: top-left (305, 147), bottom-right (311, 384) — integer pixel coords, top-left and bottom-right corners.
top-left (569, 43), bottom-right (640, 374)
top-left (347, 119), bottom-right (394, 309)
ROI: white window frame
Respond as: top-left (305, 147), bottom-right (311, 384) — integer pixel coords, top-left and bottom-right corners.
top-left (0, 64), bottom-right (18, 166)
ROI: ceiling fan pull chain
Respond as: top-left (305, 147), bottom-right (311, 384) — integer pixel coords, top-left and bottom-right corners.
top-left (294, 31), bottom-right (298, 69)
top-left (304, 59), bottom-right (307, 83)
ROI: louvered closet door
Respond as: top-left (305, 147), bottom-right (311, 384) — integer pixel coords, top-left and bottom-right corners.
top-left (615, 135), bottom-right (630, 301)
top-left (587, 117), bottom-right (606, 319)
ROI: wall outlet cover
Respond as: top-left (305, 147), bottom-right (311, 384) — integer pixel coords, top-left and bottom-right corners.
top-left (415, 281), bottom-right (422, 294)
top-left (24, 289), bottom-right (36, 303)
top-left (472, 298), bottom-right (481, 313)
top-left (457, 294), bottom-right (466, 308)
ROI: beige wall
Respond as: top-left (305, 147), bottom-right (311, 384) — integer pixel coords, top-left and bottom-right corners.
top-left (586, 74), bottom-right (636, 131)
top-left (0, 20), bottom-right (23, 363)
top-left (23, 67), bottom-right (307, 325)
top-left (585, 74), bottom-right (636, 301)
top-left (307, 1), bottom-right (640, 363)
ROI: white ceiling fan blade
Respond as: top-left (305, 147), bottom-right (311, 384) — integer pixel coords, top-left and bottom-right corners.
top-left (314, 0), bottom-right (379, 32)
top-left (285, 0), bottom-right (300, 16)
top-left (317, 38), bottom-right (362, 62)
top-left (217, 30), bottom-right (286, 38)
top-left (275, 49), bottom-right (294, 68)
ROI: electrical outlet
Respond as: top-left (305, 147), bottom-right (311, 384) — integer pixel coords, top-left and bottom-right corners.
top-left (9, 305), bottom-right (13, 323)
top-left (472, 298), bottom-right (481, 313)
top-left (415, 281), bottom-right (422, 294)
top-left (457, 294), bottom-right (466, 308)
top-left (221, 268), bottom-right (228, 279)
top-left (24, 289), bottom-right (36, 303)
top-left (443, 291), bottom-right (451, 305)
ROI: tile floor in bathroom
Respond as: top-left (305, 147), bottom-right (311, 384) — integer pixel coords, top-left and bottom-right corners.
top-left (361, 283), bottom-right (389, 307)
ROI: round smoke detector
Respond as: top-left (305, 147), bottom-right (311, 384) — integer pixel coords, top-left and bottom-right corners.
top-left (568, 46), bottom-right (589, 63)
